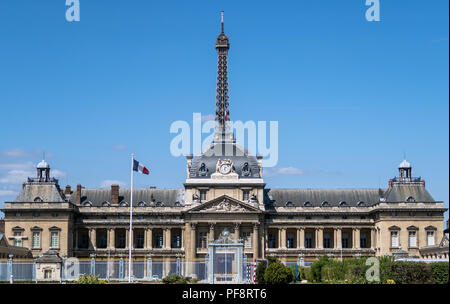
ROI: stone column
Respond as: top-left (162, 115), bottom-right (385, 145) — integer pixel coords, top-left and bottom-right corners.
top-left (336, 228), bottom-right (342, 249)
top-left (181, 227), bottom-right (185, 249)
top-left (75, 229), bottom-right (79, 250)
top-left (145, 228), bottom-right (153, 250)
top-left (208, 223), bottom-right (216, 243)
top-left (299, 228), bottom-right (305, 249)
top-left (371, 228), bottom-right (376, 249)
top-left (190, 223), bottom-right (197, 260)
top-left (281, 228), bottom-right (287, 249)
top-left (317, 228), bottom-right (323, 249)
top-left (233, 223), bottom-right (240, 241)
top-left (355, 228), bottom-right (360, 249)
top-left (89, 228), bottom-right (96, 250)
top-left (166, 228), bottom-right (172, 249)
top-left (278, 228), bottom-right (282, 248)
top-left (108, 228), bottom-right (115, 250)
top-left (253, 223), bottom-right (259, 259)
top-left (125, 229), bottom-right (129, 249)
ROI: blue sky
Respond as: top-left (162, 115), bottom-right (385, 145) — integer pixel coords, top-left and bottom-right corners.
top-left (0, 1), bottom-right (448, 222)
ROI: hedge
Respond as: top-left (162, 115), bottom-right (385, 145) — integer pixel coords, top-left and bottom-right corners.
top-left (430, 262), bottom-right (449, 284)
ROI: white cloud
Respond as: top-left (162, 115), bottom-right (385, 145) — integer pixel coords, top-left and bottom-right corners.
top-left (264, 167), bottom-right (316, 178)
top-left (0, 190), bottom-right (17, 197)
top-left (99, 180), bottom-right (126, 189)
top-left (0, 169), bottom-right (33, 184)
top-left (52, 169), bottom-right (67, 178)
top-left (1, 148), bottom-right (30, 158)
top-left (112, 144), bottom-right (127, 151)
top-left (0, 162), bottom-right (35, 171)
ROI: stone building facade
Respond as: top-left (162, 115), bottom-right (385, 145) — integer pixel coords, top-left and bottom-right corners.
top-left (1, 17), bottom-right (447, 264)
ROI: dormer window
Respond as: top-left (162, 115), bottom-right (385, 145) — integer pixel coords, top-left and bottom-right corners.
top-left (303, 201), bottom-right (312, 207)
top-left (138, 201), bottom-right (147, 207)
top-left (339, 201), bottom-right (348, 207)
top-left (119, 202), bottom-right (129, 207)
top-left (406, 196), bottom-right (415, 203)
top-left (285, 201), bottom-right (294, 207)
top-left (102, 201), bottom-right (110, 207)
top-left (357, 201), bottom-right (366, 207)
top-left (34, 197), bottom-right (43, 202)
top-left (321, 201), bottom-right (330, 207)
top-left (156, 202), bottom-right (164, 207)
top-left (83, 201), bottom-right (92, 207)
top-left (174, 201), bottom-right (181, 207)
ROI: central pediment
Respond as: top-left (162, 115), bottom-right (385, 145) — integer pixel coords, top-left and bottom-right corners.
top-left (186, 195), bottom-right (262, 213)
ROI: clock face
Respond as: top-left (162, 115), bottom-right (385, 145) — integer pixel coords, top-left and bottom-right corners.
top-left (219, 164), bottom-right (231, 174)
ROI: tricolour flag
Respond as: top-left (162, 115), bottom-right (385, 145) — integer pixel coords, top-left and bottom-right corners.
top-left (133, 159), bottom-right (149, 175)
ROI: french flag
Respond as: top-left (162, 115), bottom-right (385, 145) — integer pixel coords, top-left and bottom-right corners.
top-left (133, 159), bottom-right (149, 175)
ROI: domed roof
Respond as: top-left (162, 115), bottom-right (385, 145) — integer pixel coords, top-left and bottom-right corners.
top-left (37, 160), bottom-right (50, 169)
top-left (189, 142), bottom-right (260, 179)
top-left (398, 159), bottom-right (411, 169)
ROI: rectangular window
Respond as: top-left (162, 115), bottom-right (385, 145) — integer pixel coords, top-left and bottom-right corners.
top-left (409, 231), bottom-right (417, 247)
top-left (323, 233), bottom-right (331, 248)
top-left (241, 232), bottom-right (251, 248)
top-left (242, 190), bottom-right (250, 201)
top-left (50, 232), bottom-right (59, 248)
top-left (13, 231), bottom-right (22, 247)
top-left (286, 233), bottom-right (295, 248)
top-left (135, 232), bottom-right (144, 248)
top-left (391, 231), bottom-right (399, 248)
top-left (268, 233), bottom-right (277, 248)
top-left (427, 231), bottom-right (435, 246)
top-left (360, 233), bottom-right (368, 248)
top-left (342, 234), bottom-right (349, 248)
top-left (198, 232), bottom-right (207, 248)
top-left (154, 233), bottom-right (163, 248)
top-left (32, 232), bottom-right (41, 248)
top-left (305, 233), bottom-right (313, 248)
top-left (199, 190), bottom-right (207, 201)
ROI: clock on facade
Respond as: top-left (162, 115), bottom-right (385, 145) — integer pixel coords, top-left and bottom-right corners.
top-left (219, 164), bottom-right (231, 174)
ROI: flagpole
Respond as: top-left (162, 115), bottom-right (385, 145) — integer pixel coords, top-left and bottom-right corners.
top-left (128, 153), bottom-right (134, 283)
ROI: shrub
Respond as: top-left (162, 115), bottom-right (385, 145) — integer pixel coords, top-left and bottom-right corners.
top-left (264, 259), bottom-right (293, 284)
top-left (310, 256), bottom-right (331, 282)
top-left (303, 267), bottom-right (314, 282)
top-left (255, 261), bottom-right (267, 284)
top-left (389, 262), bottom-right (432, 284)
top-left (161, 274), bottom-right (198, 284)
top-left (430, 262), bottom-right (449, 284)
top-left (73, 274), bottom-right (108, 284)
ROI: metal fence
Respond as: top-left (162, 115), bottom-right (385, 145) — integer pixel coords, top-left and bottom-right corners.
top-left (0, 259), bottom-right (310, 283)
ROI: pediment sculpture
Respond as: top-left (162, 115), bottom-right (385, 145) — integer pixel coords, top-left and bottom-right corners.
top-left (200, 199), bottom-right (248, 212)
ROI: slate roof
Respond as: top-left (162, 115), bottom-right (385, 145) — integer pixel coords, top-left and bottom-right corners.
top-left (264, 188), bottom-right (386, 207)
top-left (384, 184), bottom-right (435, 202)
top-left (72, 188), bottom-right (185, 207)
top-left (14, 184), bottom-right (65, 202)
top-left (189, 142), bottom-right (261, 179)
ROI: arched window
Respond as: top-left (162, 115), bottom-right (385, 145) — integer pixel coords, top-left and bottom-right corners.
top-left (406, 196), bottom-right (415, 203)
top-left (102, 201), bottom-right (110, 207)
top-left (303, 201), bottom-right (312, 207)
top-left (321, 201), bottom-right (330, 207)
top-left (137, 201), bottom-right (147, 207)
top-left (285, 201), bottom-right (294, 207)
top-left (119, 202), bottom-right (129, 207)
top-left (83, 201), bottom-right (92, 207)
top-left (34, 197), bottom-right (43, 202)
top-left (339, 201), bottom-right (348, 207)
top-left (357, 201), bottom-right (366, 207)
top-left (174, 201), bottom-right (181, 207)
top-left (156, 202), bottom-right (164, 207)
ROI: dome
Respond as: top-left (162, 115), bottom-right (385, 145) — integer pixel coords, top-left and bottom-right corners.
top-left (398, 159), bottom-right (411, 169)
top-left (37, 160), bottom-right (50, 169)
top-left (189, 142), bottom-right (260, 179)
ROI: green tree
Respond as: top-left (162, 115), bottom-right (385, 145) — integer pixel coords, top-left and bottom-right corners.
top-left (264, 259), bottom-right (293, 284)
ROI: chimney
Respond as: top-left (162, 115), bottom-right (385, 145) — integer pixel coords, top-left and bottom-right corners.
top-left (22, 182), bottom-right (26, 190)
top-left (76, 184), bottom-right (82, 205)
top-left (65, 185), bottom-right (71, 195)
top-left (388, 179), bottom-right (393, 190)
top-left (422, 179), bottom-right (426, 187)
top-left (111, 184), bottom-right (119, 205)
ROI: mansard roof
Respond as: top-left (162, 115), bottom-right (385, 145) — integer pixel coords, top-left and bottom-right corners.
top-left (71, 188), bottom-right (185, 207)
top-left (189, 142), bottom-right (260, 179)
top-left (14, 183), bottom-right (65, 203)
top-left (264, 188), bottom-right (385, 207)
top-left (384, 183), bottom-right (435, 202)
